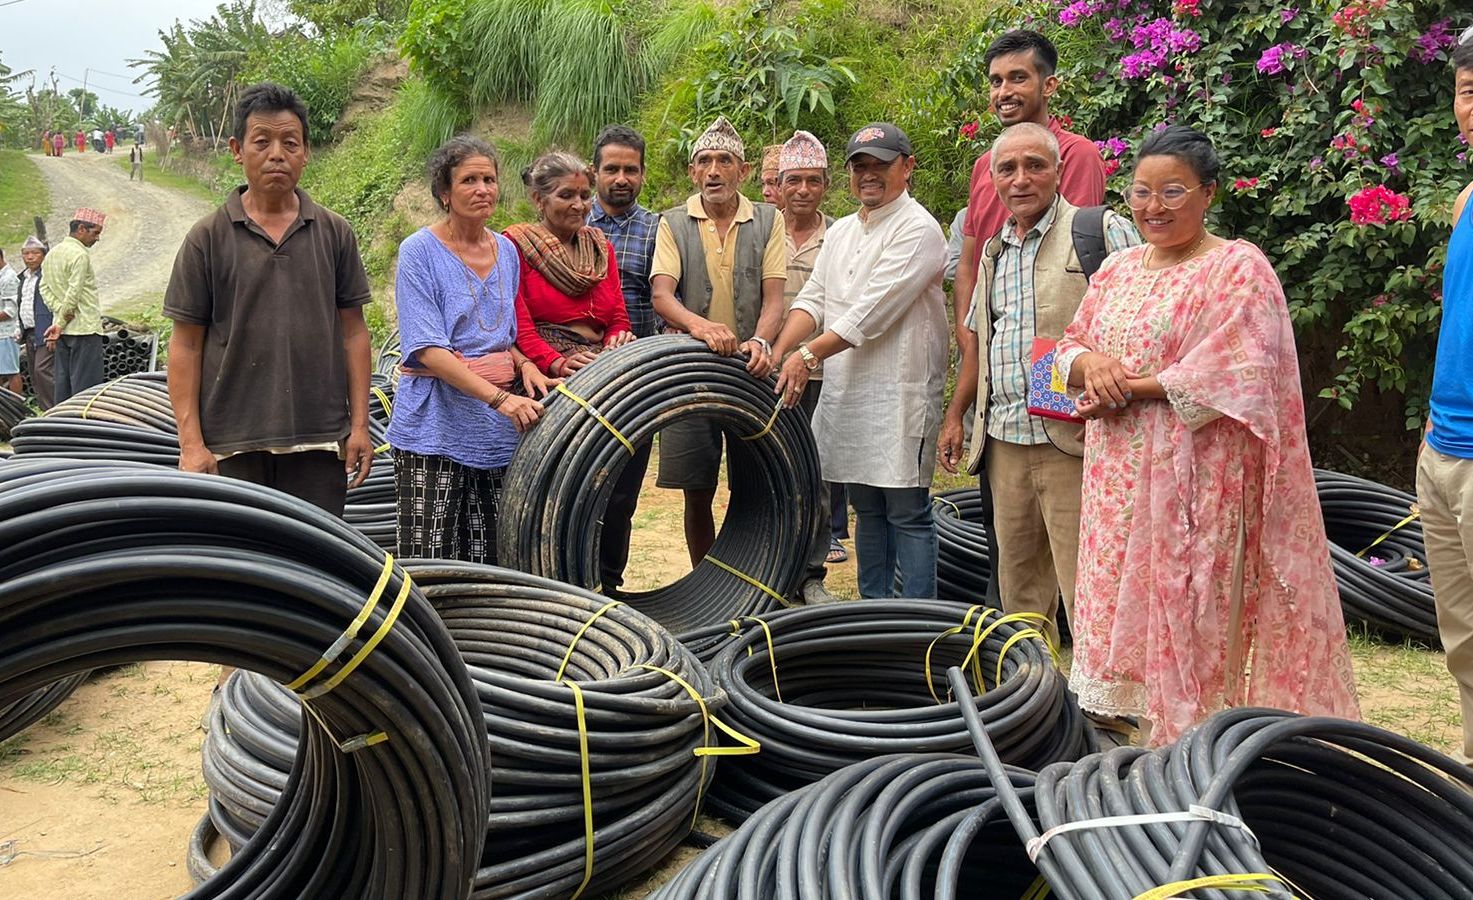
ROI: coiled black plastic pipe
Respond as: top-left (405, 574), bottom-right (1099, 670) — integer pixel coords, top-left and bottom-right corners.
top-left (499, 335), bottom-right (822, 646)
top-left (0, 460), bottom-right (488, 899)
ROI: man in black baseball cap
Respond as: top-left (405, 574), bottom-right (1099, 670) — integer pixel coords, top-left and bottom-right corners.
top-left (772, 119), bottom-right (949, 600)
top-left (843, 122), bottom-right (913, 164)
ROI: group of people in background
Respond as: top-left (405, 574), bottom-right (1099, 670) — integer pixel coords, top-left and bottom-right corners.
top-left (0, 207), bottom-right (108, 409)
top-left (138, 22), bottom-right (1473, 750)
top-left (40, 126), bottom-right (137, 156)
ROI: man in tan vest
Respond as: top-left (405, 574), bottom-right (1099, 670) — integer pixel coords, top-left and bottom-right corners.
top-left (937, 122), bottom-right (1138, 644)
top-left (651, 116), bottom-right (787, 566)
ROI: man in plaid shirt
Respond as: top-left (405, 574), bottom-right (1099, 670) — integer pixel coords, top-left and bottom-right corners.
top-left (587, 124), bottom-right (660, 594)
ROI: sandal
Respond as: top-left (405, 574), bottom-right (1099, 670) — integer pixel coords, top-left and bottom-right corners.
top-left (826, 538), bottom-right (848, 564)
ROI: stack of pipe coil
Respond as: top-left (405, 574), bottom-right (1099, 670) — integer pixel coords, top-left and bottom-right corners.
top-left (8, 372), bottom-right (399, 551)
top-left (500, 335), bottom-right (822, 649)
top-left (960, 666), bottom-right (1473, 900)
top-left (197, 560), bottom-right (727, 898)
top-left (931, 488), bottom-right (994, 604)
top-left (375, 329), bottom-right (402, 379)
top-left (0, 385), bottom-right (30, 440)
top-left (651, 753), bottom-right (1043, 899)
top-left (696, 599), bottom-right (1091, 822)
top-left (0, 460), bottom-right (488, 898)
top-left (1316, 468), bottom-right (1437, 644)
top-left (0, 672), bottom-right (89, 743)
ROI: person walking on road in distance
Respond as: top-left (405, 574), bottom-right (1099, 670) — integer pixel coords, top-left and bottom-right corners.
top-left (164, 82), bottom-right (375, 519)
top-left (952, 29), bottom-right (1108, 607)
top-left (104, 129), bottom-right (115, 154)
top-left (588, 124), bottom-right (661, 595)
top-left (52, 131), bottom-right (64, 156)
top-left (651, 116), bottom-right (786, 567)
top-left (42, 209), bottom-right (106, 402)
top-left (129, 141), bottom-right (144, 181)
top-left (775, 129), bottom-right (842, 603)
top-left (0, 250), bottom-right (22, 394)
top-left (938, 122), bottom-right (1139, 647)
top-left (1417, 32), bottom-right (1473, 766)
top-left (15, 236), bottom-right (54, 408)
top-left (773, 123), bottom-right (949, 599)
top-left (75, 130), bottom-right (84, 154)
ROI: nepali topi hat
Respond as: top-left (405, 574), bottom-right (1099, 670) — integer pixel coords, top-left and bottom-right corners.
top-left (73, 207), bottom-right (106, 226)
top-left (779, 130), bottom-right (828, 173)
top-left (690, 116), bottom-right (746, 162)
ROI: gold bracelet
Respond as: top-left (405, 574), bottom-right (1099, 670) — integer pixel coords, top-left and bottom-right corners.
top-left (489, 389), bottom-right (508, 409)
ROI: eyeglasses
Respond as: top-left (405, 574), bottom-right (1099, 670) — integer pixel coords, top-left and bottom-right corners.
top-left (1123, 182), bottom-right (1206, 210)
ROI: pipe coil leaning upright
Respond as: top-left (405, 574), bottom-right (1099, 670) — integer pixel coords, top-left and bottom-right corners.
top-left (196, 560), bottom-right (731, 899)
top-left (0, 385), bottom-right (31, 440)
top-left (1316, 468), bottom-right (1437, 644)
top-left (499, 335), bottom-right (822, 644)
top-left (931, 488), bottom-right (994, 603)
top-left (955, 666), bottom-right (1473, 900)
top-left (697, 599), bottom-right (1091, 822)
top-left (651, 753), bottom-right (1044, 899)
top-left (0, 460), bottom-right (488, 899)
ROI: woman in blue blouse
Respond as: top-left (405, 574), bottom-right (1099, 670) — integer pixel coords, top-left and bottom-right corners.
top-left (388, 134), bottom-right (555, 563)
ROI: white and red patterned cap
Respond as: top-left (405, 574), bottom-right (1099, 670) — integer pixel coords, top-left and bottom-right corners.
top-left (690, 116), bottom-right (746, 162)
top-left (779, 130), bottom-right (828, 173)
top-left (72, 208), bottom-right (106, 227)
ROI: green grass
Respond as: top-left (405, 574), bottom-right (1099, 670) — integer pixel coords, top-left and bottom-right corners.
top-left (0, 151), bottom-right (50, 250)
top-left (115, 154), bottom-right (227, 205)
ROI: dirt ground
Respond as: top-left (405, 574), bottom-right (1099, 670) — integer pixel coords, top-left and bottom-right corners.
top-left (0, 459), bottom-right (1462, 897)
top-left (33, 150), bottom-right (213, 318)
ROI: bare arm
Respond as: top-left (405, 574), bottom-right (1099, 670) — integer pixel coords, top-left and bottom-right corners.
top-left (652, 273), bottom-right (739, 355)
top-left (339, 307), bottom-right (374, 488)
top-left (414, 346), bottom-right (543, 432)
top-left (167, 321), bottom-right (217, 474)
top-left (938, 332), bottom-right (980, 474)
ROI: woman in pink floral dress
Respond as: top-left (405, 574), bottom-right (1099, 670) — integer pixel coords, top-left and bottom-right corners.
top-left (1055, 126), bottom-right (1359, 745)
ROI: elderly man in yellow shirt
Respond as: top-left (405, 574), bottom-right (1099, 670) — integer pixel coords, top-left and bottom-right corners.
top-left (651, 116), bottom-right (787, 567)
top-left (42, 207), bottom-right (107, 402)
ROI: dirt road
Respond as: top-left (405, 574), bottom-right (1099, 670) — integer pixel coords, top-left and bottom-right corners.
top-left (34, 149), bottom-right (214, 318)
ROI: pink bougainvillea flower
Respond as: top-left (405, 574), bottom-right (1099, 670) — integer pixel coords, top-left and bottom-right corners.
top-left (1172, 0), bottom-right (1201, 18)
top-left (1347, 184), bottom-right (1412, 225)
top-left (1233, 177), bottom-right (1260, 191)
top-left (1103, 158), bottom-right (1121, 177)
top-left (1280, 7), bottom-right (1300, 23)
top-left (1261, 127), bottom-right (1277, 138)
top-left (1379, 152), bottom-right (1400, 170)
top-left (1256, 42), bottom-right (1302, 75)
top-left (959, 121), bottom-right (980, 141)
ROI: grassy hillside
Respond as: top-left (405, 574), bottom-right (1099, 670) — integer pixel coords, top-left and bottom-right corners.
top-left (0, 150), bottom-right (50, 249)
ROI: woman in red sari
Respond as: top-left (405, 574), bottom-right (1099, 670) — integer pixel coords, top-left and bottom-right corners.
top-left (1056, 125), bottom-right (1358, 745)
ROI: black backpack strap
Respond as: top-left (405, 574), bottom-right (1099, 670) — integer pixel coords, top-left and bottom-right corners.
top-left (1070, 205), bottom-right (1110, 281)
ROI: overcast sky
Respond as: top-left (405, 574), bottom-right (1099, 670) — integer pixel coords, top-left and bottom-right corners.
top-left (2, 0), bottom-right (289, 114)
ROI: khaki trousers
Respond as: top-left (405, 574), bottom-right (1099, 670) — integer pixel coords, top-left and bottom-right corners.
top-left (1416, 447), bottom-right (1473, 764)
top-left (984, 439), bottom-right (1083, 648)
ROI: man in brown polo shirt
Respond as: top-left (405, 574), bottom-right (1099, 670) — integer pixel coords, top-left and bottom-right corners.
top-left (164, 82), bottom-right (374, 516)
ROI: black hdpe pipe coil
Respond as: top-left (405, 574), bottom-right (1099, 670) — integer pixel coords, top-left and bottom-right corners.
top-left (195, 559), bottom-right (729, 898)
top-left (687, 599), bottom-right (1092, 823)
top-left (951, 666), bottom-right (1473, 900)
top-left (8, 371), bottom-right (400, 551)
top-left (499, 335), bottom-right (822, 654)
top-left (0, 384), bottom-right (31, 440)
top-left (649, 752), bottom-right (1044, 900)
top-left (1316, 468), bottom-right (1438, 645)
top-left (0, 460), bottom-right (488, 899)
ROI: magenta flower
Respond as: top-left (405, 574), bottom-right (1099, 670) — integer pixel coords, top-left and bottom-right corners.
top-left (1347, 184), bottom-right (1412, 226)
top-left (1413, 19), bottom-right (1457, 63)
top-left (1256, 43), bottom-right (1302, 75)
top-left (1379, 152), bottom-right (1400, 171)
top-left (1280, 7), bottom-right (1300, 23)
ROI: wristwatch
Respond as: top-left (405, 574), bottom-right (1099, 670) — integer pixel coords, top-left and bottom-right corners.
top-left (750, 336), bottom-right (772, 357)
top-left (798, 344), bottom-right (819, 371)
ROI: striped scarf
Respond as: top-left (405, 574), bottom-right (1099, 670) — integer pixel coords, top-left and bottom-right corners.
top-left (503, 222), bottom-right (609, 297)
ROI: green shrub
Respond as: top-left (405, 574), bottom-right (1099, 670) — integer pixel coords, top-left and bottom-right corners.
top-left (244, 23), bottom-right (392, 145)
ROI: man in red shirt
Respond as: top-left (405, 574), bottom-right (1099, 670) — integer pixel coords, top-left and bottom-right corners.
top-left (954, 30), bottom-right (1106, 324)
top-left (952, 29), bottom-right (1106, 609)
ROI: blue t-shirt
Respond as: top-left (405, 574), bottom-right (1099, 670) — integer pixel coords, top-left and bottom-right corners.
top-left (1429, 192), bottom-right (1473, 458)
top-left (386, 228), bottom-right (522, 470)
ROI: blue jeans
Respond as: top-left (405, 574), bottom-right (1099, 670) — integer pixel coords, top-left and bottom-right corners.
top-left (846, 484), bottom-right (937, 599)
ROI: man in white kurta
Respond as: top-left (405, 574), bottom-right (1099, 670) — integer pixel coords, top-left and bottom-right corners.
top-left (773, 122), bottom-right (948, 599)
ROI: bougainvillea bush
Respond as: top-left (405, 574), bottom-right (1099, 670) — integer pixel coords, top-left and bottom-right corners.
top-left (928, 0), bottom-right (1468, 429)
